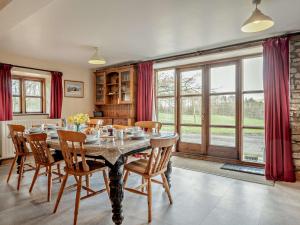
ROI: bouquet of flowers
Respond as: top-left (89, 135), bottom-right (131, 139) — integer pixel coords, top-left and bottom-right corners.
top-left (67, 113), bottom-right (90, 131)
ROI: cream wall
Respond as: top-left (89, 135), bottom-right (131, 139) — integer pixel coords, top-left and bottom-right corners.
top-left (0, 51), bottom-right (94, 119)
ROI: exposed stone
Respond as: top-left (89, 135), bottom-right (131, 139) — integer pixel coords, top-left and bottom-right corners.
top-left (293, 152), bottom-right (300, 159)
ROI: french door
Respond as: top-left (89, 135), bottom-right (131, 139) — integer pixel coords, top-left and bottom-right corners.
top-left (176, 62), bottom-right (239, 159)
top-left (155, 55), bottom-right (264, 162)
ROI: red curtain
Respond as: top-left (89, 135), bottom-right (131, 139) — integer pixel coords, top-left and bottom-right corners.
top-left (137, 62), bottom-right (153, 121)
top-left (263, 37), bottom-right (295, 182)
top-left (50, 71), bottom-right (63, 119)
top-left (0, 64), bottom-right (12, 121)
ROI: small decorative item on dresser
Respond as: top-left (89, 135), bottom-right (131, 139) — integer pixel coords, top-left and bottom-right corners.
top-left (67, 113), bottom-right (90, 132)
top-left (64, 80), bottom-right (84, 98)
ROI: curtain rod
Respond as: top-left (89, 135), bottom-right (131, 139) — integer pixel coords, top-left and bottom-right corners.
top-left (0, 63), bottom-right (57, 73)
top-left (152, 31), bottom-right (300, 63)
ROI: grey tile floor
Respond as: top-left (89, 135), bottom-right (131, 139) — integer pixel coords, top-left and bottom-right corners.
top-left (1, 161), bottom-right (300, 225)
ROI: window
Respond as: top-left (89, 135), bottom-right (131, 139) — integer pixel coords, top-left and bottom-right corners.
top-left (209, 64), bottom-right (236, 147)
top-left (179, 68), bottom-right (202, 144)
top-left (12, 76), bottom-right (45, 114)
top-left (242, 56), bottom-right (265, 163)
top-left (156, 69), bottom-right (176, 132)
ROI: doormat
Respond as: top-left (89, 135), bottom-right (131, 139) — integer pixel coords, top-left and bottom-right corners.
top-left (221, 163), bottom-right (265, 176)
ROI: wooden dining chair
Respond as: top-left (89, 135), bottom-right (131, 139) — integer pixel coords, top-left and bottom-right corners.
top-left (27, 133), bottom-right (64, 202)
top-left (135, 121), bottom-right (162, 133)
top-left (53, 130), bottom-right (110, 225)
top-left (123, 135), bottom-right (178, 223)
top-left (113, 124), bottom-right (130, 130)
top-left (6, 124), bottom-right (35, 190)
top-left (87, 119), bottom-right (103, 128)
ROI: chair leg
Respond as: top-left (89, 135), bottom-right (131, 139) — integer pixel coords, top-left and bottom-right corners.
top-left (53, 173), bottom-right (68, 213)
top-left (85, 175), bottom-right (90, 195)
top-left (57, 163), bottom-right (62, 182)
top-left (7, 155), bottom-right (17, 183)
top-left (162, 174), bottom-right (173, 204)
top-left (147, 178), bottom-right (152, 223)
top-left (74, 176), bottom-right (82, 225)
top-left (17, 156), bottom-right (25, 191)
top-left (47, 166), bottom-right (52, 202)
top-left (141, 177), bottom-right (145, 192)
top-left (102, 170), bottom-right (110, 196)
top-left (29, 164), bottom-right (41, 193)
top-left (123, 170), bottom-right (129, 187)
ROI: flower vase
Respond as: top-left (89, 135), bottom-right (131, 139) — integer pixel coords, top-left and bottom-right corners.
top-left (75, 124), bottom-right (80, 132)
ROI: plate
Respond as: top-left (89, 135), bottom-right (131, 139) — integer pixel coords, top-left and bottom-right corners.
top-left (29, 128), bottom-right (43, 133)
top-left (85, 138), bottom-right (98, 144)
top-left (131, 135), bottom-right (146, 140)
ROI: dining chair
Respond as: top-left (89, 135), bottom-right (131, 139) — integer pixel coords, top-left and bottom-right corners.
top-left (113, 124), bottom-right (130, 130)
top-left (87, 119), bottom-right (103, 128)
top-left (6, 124), bottom-right (35, 190)
top-left (135, 121), bottom-right (162, 133)
top-left (26, 133), bottom-right (64, 202)
top-left (123, 135), bottom-right (178, 223)
top-left (53, 130), bottom-right (110, 225)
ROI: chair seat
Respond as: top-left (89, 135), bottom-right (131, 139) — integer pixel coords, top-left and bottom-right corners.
top-left (124, 159), bottom-right (149, 175)
top-left (67, 160), bottom-right (106, 175)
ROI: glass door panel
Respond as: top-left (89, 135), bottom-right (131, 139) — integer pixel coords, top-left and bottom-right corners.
top-left (208, 63), bottom-right (238, 159)
top-left (178, 68), bottom-right (203, 153)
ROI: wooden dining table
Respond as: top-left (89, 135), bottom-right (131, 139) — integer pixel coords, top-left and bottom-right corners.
top-left (47, 133), bottom-right (174, 225)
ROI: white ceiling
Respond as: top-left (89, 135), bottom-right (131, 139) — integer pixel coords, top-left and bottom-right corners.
top-left (0, 0), bottom-right (299, 68)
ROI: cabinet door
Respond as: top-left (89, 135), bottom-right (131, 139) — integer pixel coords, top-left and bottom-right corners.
top-left (95, 72), bottom-right (106, 104)
top-left (119, 70), bottom-right (133, 103)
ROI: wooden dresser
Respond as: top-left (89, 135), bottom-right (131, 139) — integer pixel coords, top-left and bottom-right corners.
top-left (93, 65), bottom-right (137, 126)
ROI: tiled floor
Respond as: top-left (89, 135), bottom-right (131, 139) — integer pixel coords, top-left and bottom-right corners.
top-left (1, 161), bottom-right (300, 225)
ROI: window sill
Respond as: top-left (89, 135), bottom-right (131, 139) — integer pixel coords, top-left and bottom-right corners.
top-left (13, 113), bottom-right (49, 116)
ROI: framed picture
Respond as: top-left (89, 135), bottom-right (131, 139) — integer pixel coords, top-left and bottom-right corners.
top-left (64, 80), bottom-right (84, 98)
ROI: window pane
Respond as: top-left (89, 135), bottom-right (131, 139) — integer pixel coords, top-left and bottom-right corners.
top-left (26, 97), bottom-right (42, 112)
top-left (181, 126), bottom-right (201, 144)
top-left (157, 70), bottom-right (175, 96)
top-left (243, 57), bottom-right (263, 91)
top-left (181, 96), bottom-right (201, 125)
top-left (243, 93), bottom-right (264, 127)
top-left (210, 95), bottom-right (235, 126)
top-left (160, 125), bottom-right (175, 133)
top-left (12, 97), bottom-right (21, 113)
top-left (210, 127), bottom-right (235, 147)
top-left (243, 129), bottom-right (265, 163)
top-left (210, 65), bottom-right (235, 93)
top-left (12, 79), bottom-right (20, 95)
top-left (180, 69), bottom-right (202, 95)
top-left (157, 97), bottom-right (175, 123)
top-left (25, 80), bottom-right (42, 96)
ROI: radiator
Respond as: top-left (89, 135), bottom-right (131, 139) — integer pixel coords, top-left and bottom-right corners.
top-left (0, 119), bottom-right (61, 159)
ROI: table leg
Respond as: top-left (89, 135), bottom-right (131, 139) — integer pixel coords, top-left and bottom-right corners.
top-left (109, 158), bottom-right (124, 225)
top-left (164, 160), bottom-right (173, 188)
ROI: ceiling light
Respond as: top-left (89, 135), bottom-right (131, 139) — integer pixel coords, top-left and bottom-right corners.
top-left (88, 47), bottom-right (106, 65)
top-left (241, 0), bottom-right (274, 33)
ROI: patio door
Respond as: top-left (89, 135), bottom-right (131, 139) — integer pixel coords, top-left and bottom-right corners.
top-left (176, 62), bottom-right (239, 159)
top-left (206, 62), bottom-right (239, 159)
top-left (177, 67), bottom-right (205, 154)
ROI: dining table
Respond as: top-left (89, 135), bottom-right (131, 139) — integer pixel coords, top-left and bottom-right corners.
top-left (46, 132), bottom-right (175, 225)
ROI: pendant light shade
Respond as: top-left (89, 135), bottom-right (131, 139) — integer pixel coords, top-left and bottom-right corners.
top-left (88, 47), bottom-right (106, 65)
top-left (241, 0), bottom-right (274, 33)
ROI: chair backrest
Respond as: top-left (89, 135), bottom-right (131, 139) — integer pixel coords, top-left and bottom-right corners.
top-left (113, 124), bottom-right (129, 130)
top-left (27, 133), bottom-right (53, 165)
top-left (146, 135), bottom-right (178, 175)
top-left (7, 124), bottom-right (28, 154)
top-left (87, 119), bottom-right (103, 128)
top-left (135, 121), bottom-right (162, 133)
top-left (57, 130), bottom-right (89, 172)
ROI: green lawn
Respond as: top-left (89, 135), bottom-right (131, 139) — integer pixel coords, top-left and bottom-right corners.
top-left (158, 113), bottom-right (264, 134)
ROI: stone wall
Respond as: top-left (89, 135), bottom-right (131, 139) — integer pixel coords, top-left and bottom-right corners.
top-left (290, 38), bottom-right (300, 172)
